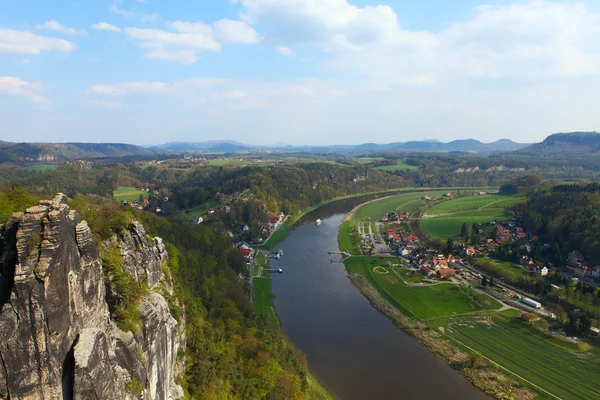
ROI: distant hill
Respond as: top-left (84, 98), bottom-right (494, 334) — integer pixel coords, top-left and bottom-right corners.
top-left (0, 141), bottom-right (161, 163)
top-left (515, 132), bottom-right (600, 157)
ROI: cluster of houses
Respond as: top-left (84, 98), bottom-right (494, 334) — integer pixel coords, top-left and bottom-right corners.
top-left (235, 241), bottom-right (253, 263)
top-left (566, 250), bottom-right (600, 279)
top-left (416, 252), bottom-right (457, 279)
top-left (122, 197), bottom-right (149, 210)
top-left (259, 213), bottom-right (285, 239)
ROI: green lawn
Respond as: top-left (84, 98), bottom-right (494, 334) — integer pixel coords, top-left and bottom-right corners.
top-left (186, 200), bottom-right (219, 218)
top-left (113, 187), bottom-right (148, 202)
top-left (433, 310), bottom-right (600, 400)
top-left (23, 164), bottom-right (59, 171)
top-left (352, 191), bottom-right (446, 220)
top-left (338, 220), bottom-right (360, 254)
top-left (345, 257), bottom-right (500, 320)
top-left (424, 194), bottom-right (525, 216)
top-left (422, 209), bottom-right (509, 240)
top-left (374, 161), bottom-right (420, 171)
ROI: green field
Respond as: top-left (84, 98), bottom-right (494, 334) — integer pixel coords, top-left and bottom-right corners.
top-left (422, 209), bottom-right (508, 240)
top-left (253, 252), bottom-right (276, 321)
top-left (338, 220), bottom-right (361, 254)
top-left (113, 187), bottom-right (148, 202)
top-left (186, 200), bottom-right (219, 218)
top-left (356, 157), bottom-right (384, 164)
top-left (420, 193), bottom-right (526, 240)
top-left (208, 158), bottom-right (251, 167)
top-left (23, 164), bottom-right (60, 171)
top-left (374, 161), bottom-right (420, 172)
top-left (433, 310), bottom-right (600, 400)
top-left (424, 194), bottom-right (525, 216)
top-left (345, 257), bottom-right (500, 320)
top-left (352, 191), bottom-right (446, 220)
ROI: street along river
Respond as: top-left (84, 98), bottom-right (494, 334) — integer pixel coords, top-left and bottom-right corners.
top-left (270, 195), bottom-right (489, 399)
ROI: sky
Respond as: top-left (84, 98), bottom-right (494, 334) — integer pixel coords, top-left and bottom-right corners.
top-left (1, 0), bottom-right (600, 146)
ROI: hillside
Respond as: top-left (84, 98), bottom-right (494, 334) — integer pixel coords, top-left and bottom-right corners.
top-left (516, 132), bottom-right (600, 157)
top-left (0, 141), bottom-right (162, 163)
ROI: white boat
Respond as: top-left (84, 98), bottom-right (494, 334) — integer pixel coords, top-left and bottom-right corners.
top-left (316, 219), bottom-right (322, 225)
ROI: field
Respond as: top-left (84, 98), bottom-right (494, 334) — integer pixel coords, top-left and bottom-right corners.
top-left (433, 310), bottom-right (600, 400)
top-left (424, 194), bottom-right (526, 216)
top-left (186, 200), bottom-right (219, 218)
top-left (374, 161), bottom-right (420, 171)
top-left (345, 257), bottom-right (500, 320)
top-left (23, 164), bottom-right (59, 171)
top-left (338, 220), bottom-right (361, 255)
top-left (422, 209), bottom-right (507, 240)
top-left (113, 187), bottom-right (148, 202)
top-left (356, 157), bottom-right (384, 164)
top-left (208, 158), bottom-right (252, 167)
top-left (352, 191), bottom-right (446, 220)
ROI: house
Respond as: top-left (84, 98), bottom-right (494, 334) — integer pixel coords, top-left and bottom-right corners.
top-left (407, 235), bottom-right (419, 242)
top-left (193, 216), bottom-right (204, 224)
top-left (398, 211), bottom-right (409, 219)
top-left (226, 230), bottom-right (234, 238)
top-left (243, 224), bottom-right (250, 232)
top-left (574, 265), bottom-right (589, 277)
top-left (465, 247), bottom-right (476, 256)
top-left (240, 248), bottom-right (252, 257)
top-left (533, 265), bottom-right (548, 277)
top-left (590, 327), bottom-right (600, 336)
top-left (381, 215), bottom-right (389, 222)
top-left (398, 247), bottom-right (410, 257)
top-left (591, 267), bottom-right (600, 279)
top-left (208, 208), bottom-right (215, 214)
top-left (269, 216), bottom-right (281, 224)
top-left (420, 266), bottom-right (434, 277)
top-left (568, 250), bottom-right (585, 264)
top-left (438, 268), bottom-right (456, 279)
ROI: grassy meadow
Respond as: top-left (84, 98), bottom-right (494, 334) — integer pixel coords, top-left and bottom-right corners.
top-left (113, 187), bottom-right (148, 202)
top-left (432, 310), bottom-right (600, 400)
top-left (374, 161), bottom-right (421, 172)
top-left (424, 194), bottom-right (526, 216)
top-left (352, 191), bottom-right (446, 220)
top-left (23, 164), bottom-right (60, 171)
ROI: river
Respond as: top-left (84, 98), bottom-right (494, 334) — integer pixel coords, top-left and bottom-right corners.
top-left (270, 195), bottom-right (489, 400)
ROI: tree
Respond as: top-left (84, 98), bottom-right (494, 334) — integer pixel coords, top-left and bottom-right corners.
top-left (445, 238), bottom-right (454, 255)
top-left (481, 276), bottom-right (488, 287)
top-left (489, 277), bottom-right (495, 287)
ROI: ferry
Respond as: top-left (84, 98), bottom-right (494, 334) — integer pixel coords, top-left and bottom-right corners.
top-left (316, 219), bottom-right (322, 226)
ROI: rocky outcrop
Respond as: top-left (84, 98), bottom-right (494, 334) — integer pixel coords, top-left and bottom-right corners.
top-left (0, 194), bottom-right (184, 400)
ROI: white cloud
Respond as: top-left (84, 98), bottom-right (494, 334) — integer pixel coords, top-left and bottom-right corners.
top-left (0, 28), bottom-right (75, 55)
top-left (277, 46), bottom-right (294, 56)
top-left (124, 23), bottom-right (220, 64)
top-left (86, 81), bottom-right (168, 96)
top-left (36, 20), bottom-right (86, 35)
top-left (0, 76), bottom-right (48, 103)
top-left (110, 5), bottom-right (160, 23)
top-left (239, 0), bottom-right (600, 83)
top-left (213, 19), bottom-right (259, 43)
top-left (91, 22), bottom-right (121, 32)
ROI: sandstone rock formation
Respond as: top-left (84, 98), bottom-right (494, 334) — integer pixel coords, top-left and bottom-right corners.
top-left (0, 194), bottom-right (184, 400)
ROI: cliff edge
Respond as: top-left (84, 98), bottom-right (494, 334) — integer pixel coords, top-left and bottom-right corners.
top-left (0, 194), bottom-right (184, 400)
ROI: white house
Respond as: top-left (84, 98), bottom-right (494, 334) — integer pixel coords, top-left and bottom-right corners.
top-left (193, 216), bottom-right (204, 224)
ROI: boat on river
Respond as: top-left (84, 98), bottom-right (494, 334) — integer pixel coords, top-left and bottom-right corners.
top-left (316, 219), bottom-right (322, 225)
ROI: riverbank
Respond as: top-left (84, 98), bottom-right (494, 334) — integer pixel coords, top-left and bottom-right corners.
top-left (347, 271), bottom-right (535, 400)
top-left (262, 186), bottom-right (495, 250)
top-left (252, 250), bottom-right (334, 399)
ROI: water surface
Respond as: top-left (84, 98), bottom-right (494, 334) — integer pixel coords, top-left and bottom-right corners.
top-left (270, 196), bottom-right (489, 399)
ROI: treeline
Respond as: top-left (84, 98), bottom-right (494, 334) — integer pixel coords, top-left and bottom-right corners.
top-left (518, 184), bottom-right (600, 264)
top-left (69, 194), bottom-right (314, 399)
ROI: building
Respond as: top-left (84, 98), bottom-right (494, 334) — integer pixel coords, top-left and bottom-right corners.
top-left (193, 216), bottom-right (204, 224)
top-left (533, 266), bottom-right (548, 278)
top-left (420, 266), bottom-right (434, 277)
top-left (521, 298), bottom-right (542, 309)
top-left (437, 268), bottom-right (456, 279)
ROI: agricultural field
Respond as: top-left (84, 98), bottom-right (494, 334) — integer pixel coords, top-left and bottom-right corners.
top-left (352, 191), bottom-right (447, 220)
top-left (345, 257), bottom-right (501, 320)
top-left (374, 161), bottom-right (421, 171)
top-left (23, 164), bottom-right (60, 171)
top-left (421, 209), bottom-right (508, 240)
top-left (420, 193), bottom-right (526, 240)
top-left (424, 194), bottom-right (526, 216)
top-left (432, 310), bottom-right (600, 400)
top-left (113, 187), bottom-right (148, 202)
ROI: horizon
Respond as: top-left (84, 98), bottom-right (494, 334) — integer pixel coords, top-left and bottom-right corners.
top-left (2, 0), bottom-right (600, 145)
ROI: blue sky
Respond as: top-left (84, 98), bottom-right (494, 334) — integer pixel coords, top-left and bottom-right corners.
top-left (1, 0), bottom-right (599, 145)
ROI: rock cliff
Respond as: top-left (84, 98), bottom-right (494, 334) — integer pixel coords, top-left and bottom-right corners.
top-left (0, 194), bottom-right (184, 400)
